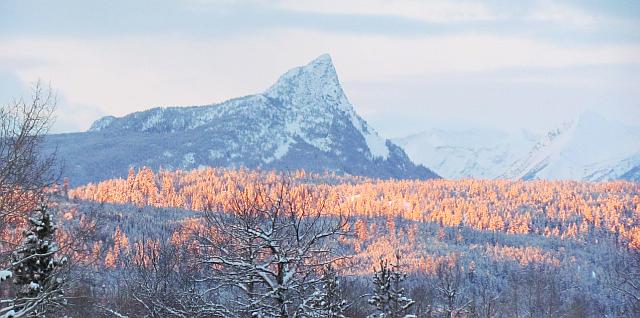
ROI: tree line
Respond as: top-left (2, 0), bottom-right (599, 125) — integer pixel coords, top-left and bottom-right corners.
top-left (70, 166), bottom-right (640, 251)
top-left (2, 84), bottom-right (639, 317)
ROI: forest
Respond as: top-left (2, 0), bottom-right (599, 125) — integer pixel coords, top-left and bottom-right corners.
top-left (70, 166), bottom-right (640, 248)
top-left (1, 86), bottom-right (639, 317)
top-left (2, 166), bottom-right (639, 317)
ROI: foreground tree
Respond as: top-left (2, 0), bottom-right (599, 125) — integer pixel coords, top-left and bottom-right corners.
top-left (118, 235), bottom-right (229, 318)
top-left (611, 246), bottom-right (640, 315)
top-left (198, 176), bottom-right (348, 317)
top-left (0, 82), bottom-right (57, 237)
top-left (433, 256), bottom-right (471, 318)
top-left (0, 203), bottom-right (67, 318)
top-left (368, 254), bottom-right (415, 318)
top-left (0, 82), bottom-right (65, 318)
top-left (301, 264), bottom-right (349, 318)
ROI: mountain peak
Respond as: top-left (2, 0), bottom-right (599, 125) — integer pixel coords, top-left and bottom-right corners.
top-left (62, 54), bottom-right (438, 184)
top-left (265, 54), bottom-right (344, 103)
top-left (309, 53), bottom-right (333, 66)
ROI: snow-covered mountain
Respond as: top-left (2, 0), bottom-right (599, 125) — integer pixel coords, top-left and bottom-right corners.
top-left (396, 112), bottom-right (640, 181)
top-left (395, 129), bottom-right (539, 179)
top-left (46, 54), bottom-right (438, 185)
top-left (621, 164), bottom-right (640, 181)
top-left (503, 112), bottom-right (640, 181)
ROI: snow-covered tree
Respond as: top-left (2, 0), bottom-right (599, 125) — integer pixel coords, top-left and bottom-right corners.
top-left (0, 82), bottom-right (57, 242)
top-left (433, 255), bottom-right (471, 318)
top-left (120, 236), bottom-right (230, 318)
top-left (368, 254), bottom-right (415, 318)
top-left (300, 264), bottom-right (348, 318)
top-left (0, 203), bottom-right (67, 318)
top-left (198, 176), bottom-right (348, 317)
top-left (611, 246), bottom-right (640, 314)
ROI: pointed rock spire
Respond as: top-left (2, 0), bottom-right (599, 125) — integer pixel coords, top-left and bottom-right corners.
top-left (265, 54), bottom-right (345, 104)
top-left (66, 53), bottom-right (439, 185)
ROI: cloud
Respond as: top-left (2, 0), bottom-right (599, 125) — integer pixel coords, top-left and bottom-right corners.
top-left (345, 64), bottom-right (640, 137)
top-left (525, 1), bottom-right (616, 29)
top-left (1, 29), bottom-right (638, 132)
top-left (52, 99), bottom-right (106, 133)
top-left (273, 0), bottom-right (496, 23)
top-left (181, 0), bottom-right (633, 31)
top-left (0, 69), bottom-right (27, 105)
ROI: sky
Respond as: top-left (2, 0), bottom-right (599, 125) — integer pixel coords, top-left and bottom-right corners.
top-left (1, 0), bottom-right (639, 137)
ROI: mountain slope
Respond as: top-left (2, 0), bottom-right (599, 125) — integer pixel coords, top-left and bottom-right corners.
top-left (46, 54), bottom-right (438, 185)
top-left (503, 112), bottom-right (640, 181)
top-left (395, 129), bottom-right (538, 179)
top-left (621, 164), bottom-right (640, 181)
top-left (397, 112), bottom-right (639, 181)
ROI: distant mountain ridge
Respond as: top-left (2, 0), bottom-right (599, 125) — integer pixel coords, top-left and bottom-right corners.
top-left (396, 112), bottom-right (640, 182)
top-left (47, 54), bottom-right (438, 185)
top-left (395, 128), bottom-right (539, 179)
top-left (503, 112), bottom-right (640, 181)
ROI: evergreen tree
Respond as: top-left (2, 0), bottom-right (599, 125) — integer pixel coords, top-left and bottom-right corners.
top-left (2, 203), bottom-right (67, 317)
top-left (368, 254), bottom-right (415, 318)
top-left (303, 264), bottom-right (349, 318)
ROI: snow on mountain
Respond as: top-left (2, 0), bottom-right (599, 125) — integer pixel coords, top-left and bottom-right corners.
top-left (395, 129), bottom-right (538, 179)
top-left (397, 111), bottom-right (639, 181)
top-left (504, 111), bottom-right (640, 181)
top-left (262, 53), bottom-right (390, 160)
top-left (621, 163), bottom-right (640, 181)
top-left (49, 54), bottom-right (437, 185)
top-left (500, 121), bottom-right (577, 180)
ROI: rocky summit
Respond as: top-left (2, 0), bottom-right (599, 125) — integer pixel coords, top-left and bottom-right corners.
top-left (47, 54), bottom-right (438, 185)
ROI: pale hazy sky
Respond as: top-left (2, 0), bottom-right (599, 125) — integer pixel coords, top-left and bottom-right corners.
top-left (1, 0), bottom-right (639, 137)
